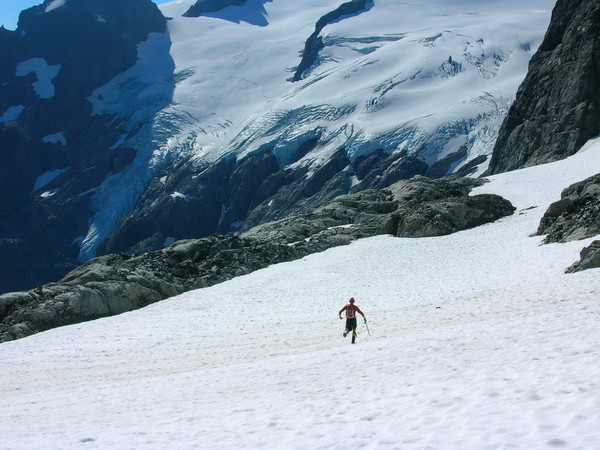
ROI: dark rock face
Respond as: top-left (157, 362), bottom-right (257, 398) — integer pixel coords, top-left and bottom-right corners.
top-left (352, 150), bottom-right (429, 192)
top-left (567, 240), bottom-right (600, 273)
top-left (97, 157), bottom-right (238, 255)
top-left (0, 0), bottom-right (170, 294)
top-left (293, 0), bottom-right (372, 81)
top-left (96, 144), bottom-right (430, 256)
top-left (537, 173), bottom-right (600, 243)
top-left (0, 175), bottom-right (515, 342)
top-left (488, 0), bottom-right (600, 174)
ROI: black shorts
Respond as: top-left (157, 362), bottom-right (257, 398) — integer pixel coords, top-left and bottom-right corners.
top-left (345, 318), bottom-right (357, 331)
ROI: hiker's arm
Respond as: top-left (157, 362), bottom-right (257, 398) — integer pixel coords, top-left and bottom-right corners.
top-left (357, 307), bottom-right (366, 320)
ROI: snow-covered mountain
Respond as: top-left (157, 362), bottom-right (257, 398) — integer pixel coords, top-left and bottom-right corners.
top-left (2, 1), bottom-right (600, 445)
top-left (1, 139), bottom-right (599, 448)
top-left (0, 0), bottom-right (556, 293)
top-left (157, 0), bottom-right (551, 170)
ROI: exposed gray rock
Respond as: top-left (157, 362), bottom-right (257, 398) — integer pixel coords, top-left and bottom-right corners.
top-left (27, 308), bottom-right (58, 325)
top-left (537, 173), bottom-right (600, 243)
top-left (488, 0), bottom-right (600, 174)
top-left (243, 176), bottom-right (515, 251)
top-left (567, 240), bottom-right (600, 273)
top-left (0, 291), bottom-right (33, 319)
top-left (9, 323), bottom-right (32, 340)
top-left (0, 175), bottom-right (514, 342)
top-left (537, 173), bottom-right (600, 273)
top-left (60, 255), bottom-right (125, 285)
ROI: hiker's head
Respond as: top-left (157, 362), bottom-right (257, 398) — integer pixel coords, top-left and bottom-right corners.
top-left (349, 297), bottom-right (355, 304)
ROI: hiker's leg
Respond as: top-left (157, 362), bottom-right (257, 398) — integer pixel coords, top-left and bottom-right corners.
top-left (350, 319), bottom-right (357, 343)
top-left (344, 319), bottom-right (351, 337)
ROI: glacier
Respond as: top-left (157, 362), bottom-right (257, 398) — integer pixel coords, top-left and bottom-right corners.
top-left (76, 0), bottom-right (556, 260)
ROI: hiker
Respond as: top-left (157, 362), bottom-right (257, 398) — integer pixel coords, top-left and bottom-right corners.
top-left (339, 297), bottom-right (366, 344)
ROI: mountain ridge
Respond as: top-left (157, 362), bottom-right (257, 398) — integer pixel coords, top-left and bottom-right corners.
top-left (0, 0), bottom-right (570, 296)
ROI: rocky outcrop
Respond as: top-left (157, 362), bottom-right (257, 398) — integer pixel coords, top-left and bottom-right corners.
top-left (487, 0), bottom-right (600, 174)
top-left (388, 177), bottom-right (515, 238)
top-left (0, 175), bottom-right (514, 342)
top-left (537, 173), bottom-right (600, 243)
top-left (293, 0), bottom-right (372, 81)
top-left (537, 174), bottom-right (600, 274)
top-left (0, 236), bottom-right (295, 341)
top-left (245, 176), bottom-right (514, 245)
top-left (0, 0), bottom-right (170, 293)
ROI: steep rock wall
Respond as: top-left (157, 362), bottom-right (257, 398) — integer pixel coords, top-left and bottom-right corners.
top-left (0, 0), bottom-right (169, 294)
top-left (488, 0), bottom-right (600, 174)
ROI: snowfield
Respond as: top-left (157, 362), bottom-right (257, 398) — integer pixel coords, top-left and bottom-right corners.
top-left (2, 138), bottom-right (600, 447)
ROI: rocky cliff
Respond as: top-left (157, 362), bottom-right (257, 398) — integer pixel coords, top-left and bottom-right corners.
top-left (534, 172), bottom-right (600, 273)
top-left (487, 0), bottom-right (600, 174)
top-left (0, 0), bottom-right (170, 293)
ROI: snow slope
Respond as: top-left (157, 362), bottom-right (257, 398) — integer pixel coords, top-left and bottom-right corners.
top-left (154, 0), bottom-right (555, 170)
top-left (1, 139), bottom-right (600, 448)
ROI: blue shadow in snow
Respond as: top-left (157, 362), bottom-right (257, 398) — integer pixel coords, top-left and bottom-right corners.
top-left (198, 0), bottom-right (273, 27)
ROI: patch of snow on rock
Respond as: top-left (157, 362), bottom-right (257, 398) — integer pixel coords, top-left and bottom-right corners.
top-left (0, 105), bottom-right (25, 122)
top-left (16, 58), bottom-right (61, 99)
top-left (42, 132), bottom-right (67, 146)
top-left (45, 0), bottom-right (67, 14)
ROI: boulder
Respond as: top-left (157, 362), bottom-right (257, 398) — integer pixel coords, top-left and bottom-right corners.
top-left (567, 240), bottom-right (600, 273)
top-left (538, 173), bottom-right (600, 243)
top-left (9, 323), bottom-right (32, 340)
top-left (27, 308), bottom-right (58, 325)
top-left (60, 255), bottom-right (126, 284)
top-left (64, 287), bottom-right (110, 317)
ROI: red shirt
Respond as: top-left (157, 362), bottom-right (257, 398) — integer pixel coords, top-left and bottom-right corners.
top-left (339, 304), bottom-right (365, 320)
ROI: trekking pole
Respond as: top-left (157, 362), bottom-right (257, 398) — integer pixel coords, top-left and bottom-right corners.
top-left (364, 320), bottom-right (371, 336)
